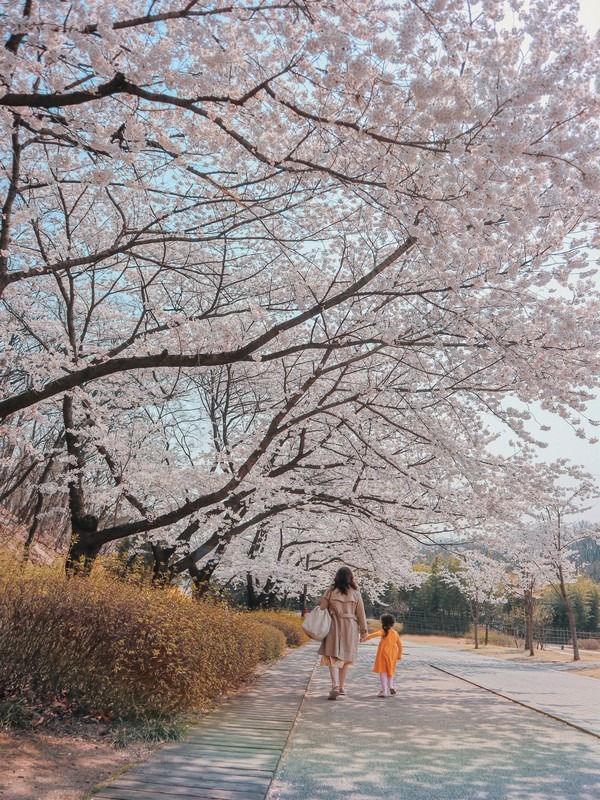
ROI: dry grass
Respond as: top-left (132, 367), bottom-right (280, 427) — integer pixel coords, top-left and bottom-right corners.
top-left (569, 667), bottom-right (600, 680)
top-left (366, 618), bottom-right (404, 634)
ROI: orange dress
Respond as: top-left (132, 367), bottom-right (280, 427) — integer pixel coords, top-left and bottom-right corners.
top-left (366, 629), bottom-right (402, 677)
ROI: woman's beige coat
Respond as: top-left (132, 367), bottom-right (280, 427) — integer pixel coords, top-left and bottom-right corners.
top-left (318, 587), bottom-right (368, 663)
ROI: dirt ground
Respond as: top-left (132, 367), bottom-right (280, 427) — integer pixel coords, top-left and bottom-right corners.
top-left (0, 729), bottom-right (155, 800)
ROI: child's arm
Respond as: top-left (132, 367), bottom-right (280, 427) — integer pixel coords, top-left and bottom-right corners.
top-left (364, 629), bottom-right (383, 641)
top-left (397, 635), bottom-right (403, 660)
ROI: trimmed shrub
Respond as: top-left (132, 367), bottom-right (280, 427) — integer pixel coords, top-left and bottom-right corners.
top-left (254, 623), bottom-right (286, 661)
top-left (0, 551), bottom-right (266, 719)
top-left (250, 610), bottom-right (309, 646)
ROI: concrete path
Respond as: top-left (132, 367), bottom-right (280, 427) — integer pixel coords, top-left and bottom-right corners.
top-left (418, 642), bottom-right (600, 737)
top-left (269, 641), bottom-right (600, 800)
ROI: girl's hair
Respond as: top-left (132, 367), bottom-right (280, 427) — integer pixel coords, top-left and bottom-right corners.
top-left (381, 613), bottom-right (395, 637)
top-left (333, 566), bottom-right (357, 595)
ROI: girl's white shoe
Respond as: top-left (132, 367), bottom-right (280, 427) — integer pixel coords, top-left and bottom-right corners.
top-left (377, 690), bottom-right (389, 698)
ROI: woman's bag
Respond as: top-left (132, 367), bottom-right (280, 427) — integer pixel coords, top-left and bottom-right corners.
top-left (301, 606), bottom-right (331, 641)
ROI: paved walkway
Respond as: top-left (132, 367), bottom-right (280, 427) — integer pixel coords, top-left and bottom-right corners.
top-left (92, 641), bottom-right (600, 800)
top-left (270, 641), bottom-right (600, 800)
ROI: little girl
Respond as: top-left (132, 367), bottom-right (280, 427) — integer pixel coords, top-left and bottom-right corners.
top-left (365, 613), bottom-right (403, 697)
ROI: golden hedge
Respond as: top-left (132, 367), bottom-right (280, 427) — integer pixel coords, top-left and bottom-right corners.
top-left (250, 610), bottom-right (309, 646)
top-left (0, 552), bottom-right (290, 719)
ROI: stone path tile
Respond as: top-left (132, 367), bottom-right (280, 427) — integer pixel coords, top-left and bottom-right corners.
top-left (91, 644), bottom-right (317, 800)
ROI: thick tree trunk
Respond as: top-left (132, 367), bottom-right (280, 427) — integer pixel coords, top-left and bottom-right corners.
top-left (484, 603), bottom-right (490, 646)
top-left (151, 543), bottom-right (176, 585)
top-left (246, 572), bottom-right (258, 610)
top-left (301, 554), bottom-right (310, 615)
top-left (245, 526), bottom-right (273, 609)
top-left (301, 583), bottom-right (308, 616)
top-left (187, 535), bottom-right (231, 599)
top-left (188, 561), bottom-right (215, 599)
top-left (63, 395), bottom-right (103, 575)
top-left (65, 517), bottom-right (102, 575)
top-left (253, 577), bottom-right (278, 609)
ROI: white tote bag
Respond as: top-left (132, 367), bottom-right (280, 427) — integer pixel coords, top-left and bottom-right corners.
top-left (301, 606), bottom-right (331, 641)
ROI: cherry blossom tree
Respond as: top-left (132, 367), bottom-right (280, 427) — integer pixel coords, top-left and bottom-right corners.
top-left (500, 526), bottom-right (549, 655)
top-left (440, 550), bottom-right (507, 648)
top-left (496, 465), bottom-right (599, 659)
top-left (213, 512), bottom-right (429, 607)
top-left (0, 0), bottom-right (598, 584)
top-left (525, 481), bottom-right (599, 660)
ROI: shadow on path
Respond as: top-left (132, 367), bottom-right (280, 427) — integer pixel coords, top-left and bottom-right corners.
top-left (269, 645), bottom-right (600, 800)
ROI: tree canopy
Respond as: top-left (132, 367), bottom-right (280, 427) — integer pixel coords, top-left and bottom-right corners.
top-left (0, 0), bottom-right (598, 591)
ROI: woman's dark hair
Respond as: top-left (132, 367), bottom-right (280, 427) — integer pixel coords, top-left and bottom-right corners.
top-left (333, 566), bottom-right (357, 595)
top-left (381, 613), bottom-right (395, 637)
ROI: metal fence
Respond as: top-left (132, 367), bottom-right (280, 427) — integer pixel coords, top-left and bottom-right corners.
top-left (489, 621), bottom-right (599, 648)
top-left (397, 610), bottom-right (599, 648)
top-left (397, 610), bottom-right (471, 636)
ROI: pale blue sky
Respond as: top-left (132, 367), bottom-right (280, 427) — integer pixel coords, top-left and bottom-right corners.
top-left (578, 0), bottom-right (600, 34)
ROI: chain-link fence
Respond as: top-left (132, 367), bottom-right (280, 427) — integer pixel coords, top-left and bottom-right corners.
top-left (397, 610), bottom-right (471, 636)
top-left (397, 610), bottom-right (599, 649)
top-left (490, 621), bottom-right (599, 648)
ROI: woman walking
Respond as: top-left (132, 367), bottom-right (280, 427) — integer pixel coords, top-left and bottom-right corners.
top-left (318, 566), bottom-right (368, 700)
